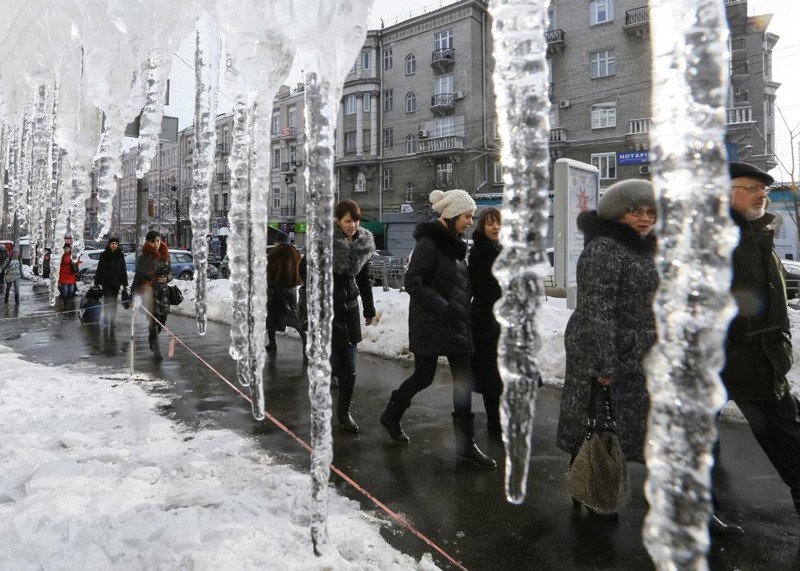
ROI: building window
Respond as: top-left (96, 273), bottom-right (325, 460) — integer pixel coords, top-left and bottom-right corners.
top-left (223, 193), bottom-right (228, 213)
top-left (405, 54), bottom-right (416, 75)
top-left (363, 130), bottom-right (371, 153)
top-left (362, 51), bottom-right (371, 71)
top-left (436, 163), bottom-right (453, 186)
top-left (493, 161), bottom-right (504, 184)
top-left (272, 113), bottom-right (280, 134)
top-left (383, 48), bottom-right (393, 70)
top-left (434, 116), bottom-right (455, 137)
top-left (591, 152), bottom-right (617, 180)
top-left (383, 128), bottom-right (394, 149)
top-left (589, 0), bottom-right (614, 25)
top-left (591, 102), bottom-right (617, 129)
top-left (434, 29), bottom-right (454, 50)
top-left (405, 182), bottom-right (415, 202)
top-left (590, 50), bottom-right (616, 78)
top-left (383, 89), bottom-right (393, 111)
top-left (272, 187), bottom-right (281, 211)
top-left (345, 94), bottom-right (357, 115)
top-left (362, 94), bottom-right (371, 113)
top-left (435, 74), bottom-right (454, 95)
top-left (345, 131), bottom-right (356, 152)
top-left (405, 92), bottom-right (417, 113)
top-left (272, 147), bottom-right (281, 169)
top-left (289, 145), bottom-right (297, 165)
top-left (213, 194), bottom-right (219, 214)
top-left (406, 134), bottom-right (417, 154)
top-left (287, 185), bottom-right (297, 215)
top-left (382, 168), bottom-right (393, 190)
top-left (288, 107), bottom-right (297, 128)
top-left (494, 121), bottom-right (501, 139)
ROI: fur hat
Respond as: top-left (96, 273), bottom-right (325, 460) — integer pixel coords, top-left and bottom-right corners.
top-left (597, 179), bottom-right (655, 221)
top-left (429, 189), bottom-right (476, 219)
top-left (729, 161), bottom-right (774, 185)
top-left (107, 236), bottom-right (120, 245)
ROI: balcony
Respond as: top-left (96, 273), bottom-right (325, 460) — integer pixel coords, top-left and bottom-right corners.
top-left (280, 162), bottom-right (297, 174)
top-left (549, 128), bottom-right (568, 143)
top-left (545, 29), bottom-right (565, 56)
top-left (430, 92), bottom-right (456, 113)
top-left (431, 48), bottom-right (455, 70)
top-left (623, 6), bottom-right (649, 36)
top-left (280, 206), bottom-right (297, 217)
top-left (279, 127), bottom-right (298, 140)
top-left (216, 172), bottom-right (230, 184)
top-left (417, 135), bottom-right (464, 155)
top-left (731, 37), bottom-right (746, 52)
top-left (627, 117), bottom-right (650, 150)
top-left (730, 59), bottom-right (748, 82)
top-left (727, 106), bottom-right (754, 126)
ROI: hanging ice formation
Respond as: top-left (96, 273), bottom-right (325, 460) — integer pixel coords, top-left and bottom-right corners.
top-left (488, 0), bottom-right (552, 504)
top-left (643, 1), bottom-right (736, 568)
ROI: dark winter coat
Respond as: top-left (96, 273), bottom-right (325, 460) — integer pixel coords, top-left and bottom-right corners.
top-left (556, 211), bottom-right (658, 463)
top-left (132, 241), bottom-right (171, 319)
top-left (58, 252), bottom-right (77, 285)
top-left (267, 243), bottom-right (303, 332)
top-left (468, 230), bottom-right (502, 396)
top-left (721, 210), bottom-right (792, 402)
top-left (406, 221), bottom-right (472, 356)
top-left (331, 227), bottom-right (376, 348)
top-left (94, 247), bottom-right (129, 290)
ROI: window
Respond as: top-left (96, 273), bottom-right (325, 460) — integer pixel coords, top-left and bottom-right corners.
top-left (435, 74), bottom-right (454, 95)
top-left (362, 94), bottom-right (371, 113)
top-left (363, 130), bottom-right (371, 153)
top-left (547, 7), bottom-right (555, 31)
top-left (383, 48), bottom-right (393, 70)
top-left (272, 187), bottom-right (281, 211)
top-left (591, 102), bottom-right (617, 129)
top-left (589, 0), bottom-right (614, 25)
top-left (405, 182), bottom-right (415, 202)
top-left (434, 29), bottom-right (454, 50)
top-left (213, 194), bottom-right (219, 213)
top-left (272, 148), bottom-right (281, 169)
top-left (590, 50), bottom-right (616, 78)
top-left (405, 54), bottom-right (416, 75)
top-left (288, 107), bottom-right (297, 128)
top-left (383, 128), bottom-right (394, 149)
top-left (289, 145), bottom-right (297, 165)
top-left (287, 185), bottom-right (297, 214)
top-left (272, 113), bottom-right (280, 134)
top-left (406, 134), bottom-right (417, 154)
top-left (345, 94), bottom-right (357, 115)
top-left (383, 89), bottom-right (393, 111)
top-left (361, 51), bottom-right (371, 71)
top-left (493, 161), bottom-right (504, 184)
top-left (405, 92), bottom-right (417, 113)
top-left (494, 121), bottom-right (501, 139)
top-left (591, 153), bottom-right (617, 179)
top-left (434, 116), bottom-right (455, 137)
top-left (382, 168), bottom-right (393, 190)
top-left (345, 131), bottom-right (356, 152)
top-left (223, 193), bottom-right (228, 212)
top-left (436, 163), bottom-right (453, 186)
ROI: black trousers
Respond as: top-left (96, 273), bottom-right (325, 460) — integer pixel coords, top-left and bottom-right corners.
top-left (392, 353), bottom-right (473, 415)
top-left (735, 393), bottom-right (800, 492)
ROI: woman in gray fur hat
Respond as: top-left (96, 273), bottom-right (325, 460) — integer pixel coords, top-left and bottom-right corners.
top-left (556, 179), bottom-right (658, 511)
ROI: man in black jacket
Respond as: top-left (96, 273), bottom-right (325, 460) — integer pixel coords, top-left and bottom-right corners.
top-left (720, 161), bottom-right (800, 532)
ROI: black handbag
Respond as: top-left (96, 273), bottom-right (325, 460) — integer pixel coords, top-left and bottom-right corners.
top-left (167, 284), bottom-right (184, 305)
top-left (566, 383), bottom-right (631, 514)
top-left (120, 287), bottom-right (131, 310)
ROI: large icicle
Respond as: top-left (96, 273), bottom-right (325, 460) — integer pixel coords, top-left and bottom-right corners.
top-left (488, 0), bottom-right (552, 503)
top-left (29, 84), bottom-right (51, 274)
top-left (191, 10), bottom-right (220, 335)
top-left (643, 1), bottom-right (735, 568)
top-left (135, 48), bottom-right (170, 179)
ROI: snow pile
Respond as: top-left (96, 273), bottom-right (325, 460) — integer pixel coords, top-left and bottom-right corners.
top-left (0, 344), bottom-right (439, 570)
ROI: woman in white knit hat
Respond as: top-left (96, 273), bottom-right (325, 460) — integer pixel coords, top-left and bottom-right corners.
top-left (380, 189), bottom-right (496, 469)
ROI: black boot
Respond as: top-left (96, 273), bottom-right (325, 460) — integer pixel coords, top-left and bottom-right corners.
top-left (452, 412), bottom-right (497, 469)
top-left (791, 488), bottom-right (800, 517)
top-left (380, 399), bottom-right (410, 443)
top-left (337, 373), bottom-right (359, 434)
top-left (483, 393), bottom-right (502, 440)
top-left (149, 331), bottom-right (162, 361)
top-left (266, 330), bottom-right (277, 352)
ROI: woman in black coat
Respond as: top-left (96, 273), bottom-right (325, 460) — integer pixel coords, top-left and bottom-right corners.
top-left (380, 189), bottom-right (496, 469)
top-left (266, 232), bottom-right (305, 354)
top-left (131, 231), bottom-right (171, 361)
top-left (93, 236), bottom-right (129, 328)
top-left (329, 200), bottom-right (376, 434)
top-left (468, 207), bottom-right (504, 438)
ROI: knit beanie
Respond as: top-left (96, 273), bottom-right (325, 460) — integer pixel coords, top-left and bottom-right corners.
top-left (597, 179), bottom-right (655, 221)
top-left (430, 189), bottom-right (476, 219)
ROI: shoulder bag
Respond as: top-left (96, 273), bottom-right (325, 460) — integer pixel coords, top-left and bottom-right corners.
top-left (168, 284), bottom-right (184, 305)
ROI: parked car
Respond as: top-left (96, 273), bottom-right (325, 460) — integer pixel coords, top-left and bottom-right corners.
top-left (124, 250), bottom-right (219, 280)
top-left (371, 249), bottom-right (401, 266)
top-left (75, 249), bottom-right (105, 277)
top-left (782, 259), bottom-right (800, 300)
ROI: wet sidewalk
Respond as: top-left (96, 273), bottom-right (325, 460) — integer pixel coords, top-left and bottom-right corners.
top-left (2, 281), bottom-right (799, 570)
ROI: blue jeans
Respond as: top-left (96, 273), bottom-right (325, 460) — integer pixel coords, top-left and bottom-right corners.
top-left (59, 283), bottom-right (76, 298)
top-left (330, 344), bottom-right (358, 379)
top-left (4, 278), bottom-right (19, 302)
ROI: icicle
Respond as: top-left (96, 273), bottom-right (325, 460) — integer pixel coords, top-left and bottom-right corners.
top-left (643, 1), bottom-right (735, 568)
top-left (6, 128), bottom-right (20, 231)
top-left (29, 84), bottom-right (52, 274)
top-left (16, 103), bottom-right (34, 231)
top-left (135, 48), bottom-right (170, 179)
top-left (191, 10), bottom-right (221, 335)
top-left (487, 0), bottom-right (551, 504)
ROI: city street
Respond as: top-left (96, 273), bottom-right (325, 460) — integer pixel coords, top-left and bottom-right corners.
top-left (2, 279), bottom-right (799, 570)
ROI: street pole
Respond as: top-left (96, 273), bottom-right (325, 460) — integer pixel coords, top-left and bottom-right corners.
top-left (136, 174), bottom-right (150, 249)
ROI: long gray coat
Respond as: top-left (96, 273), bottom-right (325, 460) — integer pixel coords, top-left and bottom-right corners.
top-left (556, 211), bottom-right (658, 463)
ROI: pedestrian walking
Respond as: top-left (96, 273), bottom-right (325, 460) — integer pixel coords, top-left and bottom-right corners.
top-left (719, 161), bottom-right (800, 527)
top-left (58, 244), bottom-right (78, 301)
top-left (468, 207), bottom-right (505, 440)
top-left (556, 179), bottom-right (658, 512)
top-left (93, 236), bottom-right (129, 329)
top-left (380, 189), bottom-right (496, 469)
top-left (0, 244), bottom-right (8, 297)
top-left (3, 250), bottom-right (22, 305)
top-left (131, 231), bottom-right (171, 361)
top-left (42, 248), bottom-right (51, 279)
top-left (321, 200), bottom-right (376, 434)
top-left (266, 231), bottom-right (306, 355)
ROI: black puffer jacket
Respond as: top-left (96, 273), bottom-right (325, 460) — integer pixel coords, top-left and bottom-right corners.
top-left (331, 227), bottom-right (376, 348)
top-left (94, 247), bottom-right (128, 289)
top-left (468, 230), bottom-right (502, 395)
top-left (722, 210), bottom-right (792, 402)
top-left (132, 241), bottom-right (171, 319)
top-left (406, 221), bottom-right (472, 356)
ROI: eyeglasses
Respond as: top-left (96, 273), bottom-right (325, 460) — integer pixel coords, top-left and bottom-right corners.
top-left (731, 184), bottom-right (769, 195)
top-left (627, 207), bottom-right (657, 219)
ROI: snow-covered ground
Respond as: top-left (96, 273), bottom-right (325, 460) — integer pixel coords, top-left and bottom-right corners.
top-left (4, 270), bottom-right (799, 569)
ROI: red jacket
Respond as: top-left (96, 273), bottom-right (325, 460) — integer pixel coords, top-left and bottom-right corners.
top-left (59, 252), bottom-right (77, 285)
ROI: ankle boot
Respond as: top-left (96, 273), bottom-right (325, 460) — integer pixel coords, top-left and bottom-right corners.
top-left (380, 399), bottom-right (410, 443)
top-left (149, 332), bottom-right (162, 361)
top-left (452, 412), bottom-right (497, 469)
top-left (337, 373), bottom-right (359, 434)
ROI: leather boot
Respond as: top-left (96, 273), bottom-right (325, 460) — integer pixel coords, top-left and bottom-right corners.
top-left (709, 513), bottom-right (744, 538)
top-left (337, 373), bottom-right (359, 434)
top-left (483, 393), bottom-right (502, 440)
top-left (149, 331), bottom-right (162, 361)
top-left (380, 399), bottom-right (410, 443)
top-left (452, 412), bottom-right (497, 469)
